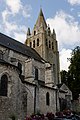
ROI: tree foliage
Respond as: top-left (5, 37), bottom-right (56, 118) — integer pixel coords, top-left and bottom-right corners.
top-left (60, 70), bottom-right (68, 85)
top-left (60, 46), bottom-right (80, 100)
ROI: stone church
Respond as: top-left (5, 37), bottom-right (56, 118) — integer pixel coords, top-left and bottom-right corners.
top-left (0, 9), bottom-right (72, 120)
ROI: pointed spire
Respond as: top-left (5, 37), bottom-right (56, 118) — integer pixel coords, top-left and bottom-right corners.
top-left (35, 8), bottom-right (47, 29)
top-left (39, 8), bottom-right (44, 16)
top-left (53, 29), bottom-right (55, 34)
top-left (53, 29), bottom-right (56, 40)
top-left (27, 27), bottom-right (31, 36)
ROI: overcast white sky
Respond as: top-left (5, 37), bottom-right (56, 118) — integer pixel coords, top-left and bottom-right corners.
top-left (0, 0), bottom-right (80, 71)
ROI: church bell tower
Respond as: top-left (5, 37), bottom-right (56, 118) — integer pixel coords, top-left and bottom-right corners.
top-left (25, 8), bottom-right (60, 85)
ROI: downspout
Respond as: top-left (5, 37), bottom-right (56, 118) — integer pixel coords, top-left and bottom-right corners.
top-left (34, 86), bottom-right (36, 114)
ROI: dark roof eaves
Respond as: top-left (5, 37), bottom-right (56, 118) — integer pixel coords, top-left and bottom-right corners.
top-left (0, 33), bottom-right (43, 62)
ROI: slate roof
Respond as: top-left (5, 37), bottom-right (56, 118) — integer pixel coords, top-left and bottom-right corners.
top-left (0, 33), bottom-right (43, 62)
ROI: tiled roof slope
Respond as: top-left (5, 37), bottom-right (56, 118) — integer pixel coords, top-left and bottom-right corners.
top-left (0, 33), bottom-right (43, 62)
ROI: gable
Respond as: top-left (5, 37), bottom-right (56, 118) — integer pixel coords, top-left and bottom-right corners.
top-left (60, 83), bottom-right (72, 95)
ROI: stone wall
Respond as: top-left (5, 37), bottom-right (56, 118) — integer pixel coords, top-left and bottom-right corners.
top-left (39, 87), bottom-right (56, 114)
top-left (0, 64), bottom-right (23, 120)
top-left (45, 63), bottom-right (54, 87)
top-left (25, 59), bottom-right (45, 83)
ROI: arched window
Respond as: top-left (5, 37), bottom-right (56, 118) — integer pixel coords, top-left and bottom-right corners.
top-left (46, 39), bottom-right (48, 46)
top-left (49, 41), bottom-right (51, 48)
top-left (33, 40), bottom-right (35, 48)
top-left (37, 38), bottom-right (39, 46)
top-left (35, 68), bottom-right (38, 80)
top-left (30, 42), bottom-right (32, 47)
top-left (0, 75), bottom-right (8, 96)
top-left (34, 31), bottom-right (36, 35)
top-left (18, 62), bottom-right (22, 74)
top-left (52, 42), bottom-right (54, 50)
top-left (46, 92), bottom-right (50, 106)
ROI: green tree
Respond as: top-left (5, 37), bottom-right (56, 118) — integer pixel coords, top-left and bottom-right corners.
top-left (68, 46), bottom-right (80, 100)
top-left (60, 70), bottom-right (68, 85)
